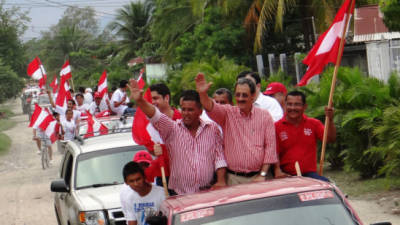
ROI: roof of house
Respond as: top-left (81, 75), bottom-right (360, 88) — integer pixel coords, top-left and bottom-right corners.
top-left (353, 5), bottom-right (400, 42)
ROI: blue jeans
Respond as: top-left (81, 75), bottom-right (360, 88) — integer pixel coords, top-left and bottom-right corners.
top-left (303, 172), bottom-right (330, 182)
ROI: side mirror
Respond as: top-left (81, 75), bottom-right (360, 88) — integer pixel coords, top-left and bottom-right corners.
top-left (371, 223), bottom-right (392, 225)
top-left (51, 179), bottom-right (69, 193)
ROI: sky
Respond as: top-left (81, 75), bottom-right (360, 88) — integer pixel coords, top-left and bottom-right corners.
top-left (4, 0), bottom-right (136, 41)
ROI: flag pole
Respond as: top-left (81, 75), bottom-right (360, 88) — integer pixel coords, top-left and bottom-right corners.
top-left (319, 0), bottom-right (355, 176)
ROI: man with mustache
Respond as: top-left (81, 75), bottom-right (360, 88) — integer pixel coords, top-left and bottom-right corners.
top-left (237, 71), bottom-right (283, 122)
top-left (274, 91), bottom-right (336, 181)
top-left (196, 73), bottom-right (277, 185)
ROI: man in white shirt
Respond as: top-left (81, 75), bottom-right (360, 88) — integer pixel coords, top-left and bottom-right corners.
top-left (75, 93), bottom-right (90, 113)
top-left (111, 80), bottom-right (130, 116)
top-left (46, 90), bottom-right (81, 123)
top-left (120, 161), bottom-right (165, 225)
top-left (237, 71), bottom-right (283, 122)
top-left (83, 88), bottom-right (93, 105)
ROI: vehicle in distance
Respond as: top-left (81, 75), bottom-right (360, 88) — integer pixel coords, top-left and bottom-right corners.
top-left (50, 131), bottom-right (146, 225)
top-left (159, 177), bottom-right (391, 225)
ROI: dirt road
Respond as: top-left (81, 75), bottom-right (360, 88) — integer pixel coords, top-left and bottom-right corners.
top-left (0, 99), bottom-right (399, 225)
top-left (0, 99), bottom-right (60, 225)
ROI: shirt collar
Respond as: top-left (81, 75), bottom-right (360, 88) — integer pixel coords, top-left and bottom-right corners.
top-left (238, 105), bottom-right (255, 118)
top-left (282, 114), bottom-right (308, 124)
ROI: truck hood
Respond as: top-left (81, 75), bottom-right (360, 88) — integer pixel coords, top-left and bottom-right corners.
top-left (74, 184), bottom-right (122, 211)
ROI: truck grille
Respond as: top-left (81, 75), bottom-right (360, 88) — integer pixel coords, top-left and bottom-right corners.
top-left (108, 208), bottom-right (126, 225)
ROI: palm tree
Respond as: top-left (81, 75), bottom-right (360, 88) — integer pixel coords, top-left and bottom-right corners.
top-left (211, 0), bottom-right (340, 51)
top-left (110, 1), bottom-right (153, 61)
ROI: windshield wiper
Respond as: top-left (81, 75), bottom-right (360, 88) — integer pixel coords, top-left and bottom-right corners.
top-left (79, 182), bottom-right (120, 189)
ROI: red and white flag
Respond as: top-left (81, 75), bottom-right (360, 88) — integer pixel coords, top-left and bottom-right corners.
top-left (55, 76), bottom-right (72, 110)
top-left (39, 116), bottom-right (60, 144)
top-left (132, 88), bottom-right (164, 150)
top-left (137, 68), bottom-right (146, 89)
top-left (84, 111), bottom-right (108, 138)
top-left (29, 104), bottom-right (51, 128)
top-left (49, 76), bottom-right (58, 94)
top-left (60, 60), bottom-right (72, 80)
top-left (27, 57), bottom-right (47, 89)
top-left (44, 120), bottom-right (60, 143)
top-left (297, 0), bottom-right (355, 86)
top-left (97, 70), bottom-right (108, 98)
top-left (95, 110), bottom-right (111, 118)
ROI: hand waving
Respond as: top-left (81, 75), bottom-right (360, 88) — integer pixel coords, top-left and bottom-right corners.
top-left (128, 79), bottom-right (143, 102)
top-left (195, 73), bottom-right (212, 94)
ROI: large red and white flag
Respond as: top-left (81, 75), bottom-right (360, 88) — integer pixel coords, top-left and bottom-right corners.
top-left (27, 57), bottom-right (47, 89)
top-left (50, 76), bottom-right (58, 94)
top-left (60, 60), bottom-right (72, 80)
top-left (97, 70), bottom-right (108, 98)
top-left (297, 0), bottom-right (355, 86)
top-left (84, 111), bottom-right (108, 138)
top-left (137, 68), bottom-right (146, 89)
top-left (29, 104), bottom-right (51, 128)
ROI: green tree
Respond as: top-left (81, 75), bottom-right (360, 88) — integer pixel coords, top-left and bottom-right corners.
top-left (380, 0), bottom-right (400, 31)
top-left (110, 1), bottom-right (154, 61)
top-left (174, 7), bottom-right (251, 65)
top-left (0, 0), bottom-right (29, 76)
top-left (0, 59), bottom-right (24, 103)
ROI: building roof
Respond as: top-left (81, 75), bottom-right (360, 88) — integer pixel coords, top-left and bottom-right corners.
top-left (353, 5), bottom-right (400, 42)
top-left (162, 177), bottom-right (333, 214)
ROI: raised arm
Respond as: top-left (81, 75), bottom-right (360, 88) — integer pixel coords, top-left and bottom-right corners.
top-left (128, 79), bottom-right (155, 118)
top-left (195, 73), bottom-right (214, 112)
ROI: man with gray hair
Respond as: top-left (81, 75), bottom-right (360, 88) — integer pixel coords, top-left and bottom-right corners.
top-left (196, 73), bottom-right (277, 185)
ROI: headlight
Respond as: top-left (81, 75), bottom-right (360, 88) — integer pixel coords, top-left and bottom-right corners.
top-left (79, 210), bottom-right (107, 225)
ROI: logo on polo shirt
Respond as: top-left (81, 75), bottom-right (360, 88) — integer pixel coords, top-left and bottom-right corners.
top-left (280, 132), bottom-right (288, 141)
top-left (304, 128), bottom-right (312, 136)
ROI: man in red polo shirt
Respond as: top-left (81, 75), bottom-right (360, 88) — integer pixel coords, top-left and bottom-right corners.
top-left (274, 91), bottom-right (336, 182)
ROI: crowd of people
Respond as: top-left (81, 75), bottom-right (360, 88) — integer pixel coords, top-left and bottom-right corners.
top-left (120, 71), bottom-right (336, 225)
top-left (30, 70), bottom-right (336, 225)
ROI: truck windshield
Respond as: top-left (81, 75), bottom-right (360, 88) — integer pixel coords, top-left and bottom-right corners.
top-left (75, 146), bottom-right (146, 189)
top-left (173, 191), bottom-right (357, 225)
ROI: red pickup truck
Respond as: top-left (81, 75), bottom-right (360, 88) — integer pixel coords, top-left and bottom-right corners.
top-left (156, 177), bottom-right (391, 225)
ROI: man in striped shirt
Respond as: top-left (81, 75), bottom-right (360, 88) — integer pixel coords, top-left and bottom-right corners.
top-left (196, 73), bottom-right (278, 185)
top-left (129, 79), bottom-right (227, 194)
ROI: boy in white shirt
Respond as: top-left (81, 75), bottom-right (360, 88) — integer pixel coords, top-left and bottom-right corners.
top-left (120, 162), bottom-right (165, 225)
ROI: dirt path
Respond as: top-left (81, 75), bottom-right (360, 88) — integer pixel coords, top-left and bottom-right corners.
top-left (0, 99), bottom-right (61, 225)
top-left (0, 99), bottom-right (399, 225)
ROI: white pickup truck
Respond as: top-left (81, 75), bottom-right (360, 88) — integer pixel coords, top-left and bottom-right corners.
top-left (50, 131), bottom-right (146, 225)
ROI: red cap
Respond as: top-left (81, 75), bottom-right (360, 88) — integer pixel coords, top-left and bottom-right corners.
top-left (133, 150), bottom-right (152, 164)
top-left (263, 82), bottom-right (287, 95)
top-left (94, 92), bottom-right (102, 98)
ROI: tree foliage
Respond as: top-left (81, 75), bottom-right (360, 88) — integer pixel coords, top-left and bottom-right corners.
top-left (380, 0), bottom-right (400, 32)
top-left (110, 1), bottom-right (154, 61)
top-left (0, 0), bottom-right (29, 76)
top-left (0, 59), bottom-right (24, 103)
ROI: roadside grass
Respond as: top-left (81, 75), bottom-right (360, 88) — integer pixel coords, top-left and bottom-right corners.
top-left (0, 107), bottom-right (15, 118)
top-left (0, 106), bottom-right (16, 155)
top-left (0, 133), bottom-right (11, 156)
top-left (325, 169), bottom-right (400, 197)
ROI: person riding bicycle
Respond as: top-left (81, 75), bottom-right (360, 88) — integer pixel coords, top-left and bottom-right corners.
top-left (32, 125), bottom-right (53, 164)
